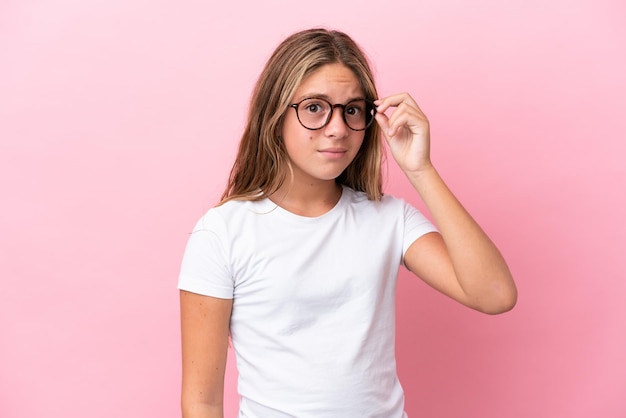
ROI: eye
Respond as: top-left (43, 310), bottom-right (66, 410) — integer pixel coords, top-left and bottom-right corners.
top-left (300, 99), bottom-right (329, 115)
top-left (345, 102), bottom-right (365, 117)
top-left (304, 103), bottom-right (323, 113)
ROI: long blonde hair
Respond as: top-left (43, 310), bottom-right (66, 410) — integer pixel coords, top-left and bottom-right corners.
top-left (220, 28), bottom-right (383, 204)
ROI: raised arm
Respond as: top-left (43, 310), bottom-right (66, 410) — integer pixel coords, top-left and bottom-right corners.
top-left (375, 93), bottom-right (517, 314)
top-left (180, 290), bottom-right (233, 417)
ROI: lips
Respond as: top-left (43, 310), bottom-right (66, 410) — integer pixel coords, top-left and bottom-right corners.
top-left (318, 148), bottom-right (348, 159)
top-left (318, 148), bottom-right (347, 153)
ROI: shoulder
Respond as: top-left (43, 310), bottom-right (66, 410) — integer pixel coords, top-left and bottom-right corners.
top-left (341, 186), bottom-right (434, 231)
top-left (192, 199), bottom-right (267, 233)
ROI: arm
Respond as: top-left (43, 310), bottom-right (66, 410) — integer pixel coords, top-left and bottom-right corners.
top-left (375, 93), bottom-right (517, 314)
top-left (180, 290), bottom-right (233, 418)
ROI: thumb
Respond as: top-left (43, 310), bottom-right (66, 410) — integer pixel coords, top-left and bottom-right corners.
top-left (374, 112), bottom-right (394, 140)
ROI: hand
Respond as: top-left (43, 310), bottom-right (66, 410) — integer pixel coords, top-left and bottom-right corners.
top-left (374, 93), bottom-right (432, 174)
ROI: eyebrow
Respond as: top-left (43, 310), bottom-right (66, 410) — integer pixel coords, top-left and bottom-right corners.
top-left (294, 93), bottom-right (366, 103)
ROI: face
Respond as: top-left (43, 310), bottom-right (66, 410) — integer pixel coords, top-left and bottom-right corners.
top-left (280, 63), bottom-right (366, 187)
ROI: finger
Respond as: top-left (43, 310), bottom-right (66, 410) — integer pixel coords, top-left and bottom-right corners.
top-left (379, 111), bottom-right (416, 139)
top-left (374, 93), bottom-right (420, 114)
top-left (374, 111), bottom-right (393, 139)
top-left (374, 92), bottom-right (412, 109)
top-left (386, 103), bottom-right (428, 135)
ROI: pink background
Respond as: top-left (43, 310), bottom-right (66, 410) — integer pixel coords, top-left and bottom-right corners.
top-left (1, 1), bottom-right (625, 417)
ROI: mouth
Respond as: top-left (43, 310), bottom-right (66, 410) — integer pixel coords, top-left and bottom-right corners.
top-left (318, 148), bottom-right (348, 159)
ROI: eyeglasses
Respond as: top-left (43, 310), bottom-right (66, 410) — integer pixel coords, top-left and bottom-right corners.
top-left (289, 97), bottom-right (377, 131)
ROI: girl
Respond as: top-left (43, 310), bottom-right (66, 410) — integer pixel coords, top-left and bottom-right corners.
top-left (179, 28), bottom-right (517, 418)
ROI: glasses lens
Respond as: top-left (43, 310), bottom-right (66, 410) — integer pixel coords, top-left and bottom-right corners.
top-left (343, 99), bottom-right (375, 131)
top-left (297, 98), bottom-right (332, 129)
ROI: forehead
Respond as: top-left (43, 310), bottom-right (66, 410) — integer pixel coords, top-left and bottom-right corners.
top-left (293, 63), bottom-right (363, 101)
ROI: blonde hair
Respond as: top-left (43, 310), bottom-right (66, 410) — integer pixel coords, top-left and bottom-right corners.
top-left (220, 28), bottom-right (383, 204)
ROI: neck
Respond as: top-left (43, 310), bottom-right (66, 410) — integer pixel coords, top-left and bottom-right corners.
top-left (269, 179), bottom-right (342, 217)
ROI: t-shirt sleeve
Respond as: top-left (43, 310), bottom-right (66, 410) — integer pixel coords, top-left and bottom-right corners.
top-left (402, 201), bottom-right (438, 259)
top-left (177, 211), bottom-right (234, 299)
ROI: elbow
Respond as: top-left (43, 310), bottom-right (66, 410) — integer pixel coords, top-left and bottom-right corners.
top-left (482, 292), bottom-right (517, 315)
top-left (474, 280), bottom-right (518, 315)
top-left (181, 399), bottom-right (224, 418)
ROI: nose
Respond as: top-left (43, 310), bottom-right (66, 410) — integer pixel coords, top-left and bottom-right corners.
top-left (324, 105), bottom-right (349, 138)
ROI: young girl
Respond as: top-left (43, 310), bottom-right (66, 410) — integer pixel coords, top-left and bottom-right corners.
top-left (178, 28), bottom-right (517, 418)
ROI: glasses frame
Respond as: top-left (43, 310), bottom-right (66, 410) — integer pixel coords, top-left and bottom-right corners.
top-left (288, 97), bottom-right (377, 131)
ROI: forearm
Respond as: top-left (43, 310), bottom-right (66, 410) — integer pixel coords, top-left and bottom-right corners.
top-left (406, 164), bottom-right (517, 313)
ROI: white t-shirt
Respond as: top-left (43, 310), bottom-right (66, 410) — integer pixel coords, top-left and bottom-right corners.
top-left (178, 185), bottom-right (437, 418)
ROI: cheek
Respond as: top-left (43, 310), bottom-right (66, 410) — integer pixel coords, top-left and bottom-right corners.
top-left (352, 135), bottom-right (367, 157)
top-left (279, 114), bottom-right (295, 138)
top-left (355, 133), bottom-right (366, 149)
top-left (281, 116), bottom-right (308, 141)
